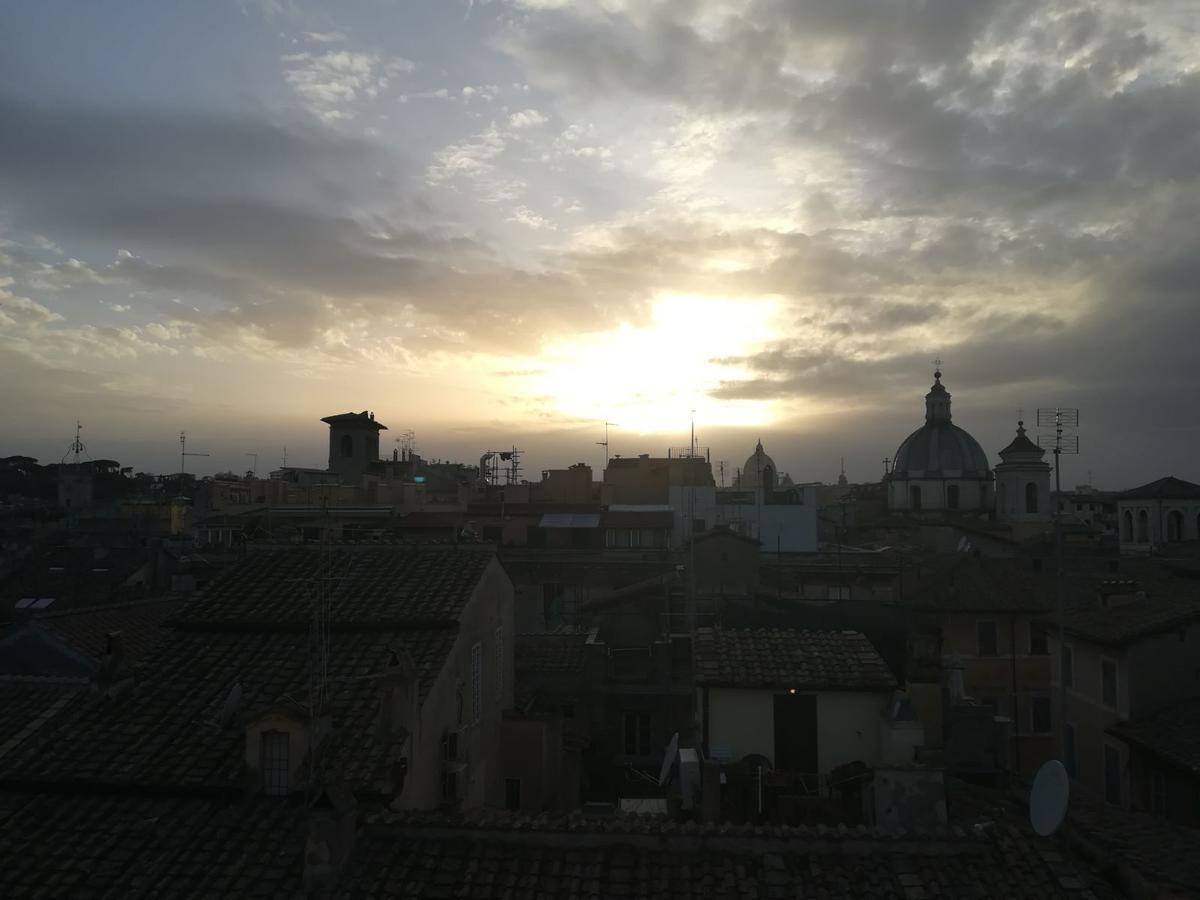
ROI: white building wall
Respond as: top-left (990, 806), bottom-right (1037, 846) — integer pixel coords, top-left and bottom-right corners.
top-left (704, 687), bottom-right (890, 776)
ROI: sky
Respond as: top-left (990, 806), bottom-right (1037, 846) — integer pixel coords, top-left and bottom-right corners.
top-left (1, 0), bottom-right (1198, 488)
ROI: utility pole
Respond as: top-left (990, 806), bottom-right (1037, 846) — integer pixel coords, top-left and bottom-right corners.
top-left (1038, 407), bottom-right (1080, 769)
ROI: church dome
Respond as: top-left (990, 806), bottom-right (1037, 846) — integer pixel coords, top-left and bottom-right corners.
top-left (890, 370), bottom-right (991, 479)
top-left (739, 439), bottom-right (778, 489)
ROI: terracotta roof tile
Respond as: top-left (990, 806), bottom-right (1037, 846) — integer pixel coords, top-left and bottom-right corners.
top-left (1, 628), bottom-right (456, 793)
top-left (1109, 697), bottom-right (1200, 774)
top-left (694, 626), bottom-right (896, 691)
top-left (176, 546), bottom-right (494, 629)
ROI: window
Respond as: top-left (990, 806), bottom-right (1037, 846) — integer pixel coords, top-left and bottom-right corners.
top-left (910, 485), bottom-right (922, 510)
top-left (1025, 482), bottom-right (1039, 514)
top-left (561, 704), bottom-right (575, 719)
top-left (441, 730), bottom-right (459, 762)
top-left (495, 626), bottom-right (504, 700)
top-left (1152, 769), bottom-right (1167, 816)
top-left (470, 642), bottom-right (482, 724)
top-left (1168, 510), bottom-right (1184, 542)
top-left (261, 731), bottom-right (290, 796)
top-left (1137, 509), bottom-right (1149, 543)
top-left (1064, 723), bottom-right (1076, 777)
top-left (946, 484), bottom-right (960, 510)
top-left (692, 518), bottom-right (706, 535)
top-left (1104, 745), bottom-right (1122, 805)
top-left (1030, 694), bottom-right (1052, 734)
top-left (1075, 502), bottom-right (1082, 512)
top-left (1122, 510), bottom-right (1134, 542)
top-left (505, 778), bottom-right (522, 811)
top-left (977, 620), bottom-right (999, 657)
top-left (441, 770), bottom-right (459, 803)
top-left (1062, 644), bottom-right (1074, 688)
top-left (1101, 659), bottom-right (1118, 708)
top-left (1029, 622), bottom-right (1049, 656)
top-left (339, 434), bottom-right (353, 458)
top-left (623, 711), bottom-right (651, 757)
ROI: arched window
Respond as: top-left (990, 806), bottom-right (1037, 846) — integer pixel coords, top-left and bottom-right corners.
top-left (1025, 482), bottom-right (1039, 514)
top-left (1167, 510), bottom-right (1184, 543)
top-left (1137, 509), bottom-right (1149, 543)
top-left (340, 434), bottom-right (353, 458)
top-left (910, 485), bottom-right (922, 510)
top-left (946, 484), bottom-right (960, 510)
top-left (1122, 510), bottom-right (1134, 542)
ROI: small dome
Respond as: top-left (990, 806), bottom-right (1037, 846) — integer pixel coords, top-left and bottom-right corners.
top-left (739, 439), bottom-right (778, 489)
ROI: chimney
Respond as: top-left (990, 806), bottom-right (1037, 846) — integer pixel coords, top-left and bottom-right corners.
top-left (304, 784), bottom-right (357, 893)
top-left (98, 631), bottom-right (125, 680)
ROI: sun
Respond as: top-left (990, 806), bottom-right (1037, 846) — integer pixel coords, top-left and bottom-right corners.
top-left (529, 293), bottom-right (782, 433)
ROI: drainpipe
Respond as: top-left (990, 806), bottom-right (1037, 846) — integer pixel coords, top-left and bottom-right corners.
top-left (1010, 613), bottom-right (1022, 776)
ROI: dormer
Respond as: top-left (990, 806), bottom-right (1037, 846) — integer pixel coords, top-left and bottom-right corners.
top-left (244, 705), bottom-right (332, 796)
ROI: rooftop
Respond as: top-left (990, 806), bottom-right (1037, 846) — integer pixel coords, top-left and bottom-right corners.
top-left (1117, 475), bottom-right (1200, 500)
top-left (0, 794), bottom-right (1117, 899)
top-left (320, 410), bottom-right (388, 430)
top-left (1047, 589), bottom-right (1200, 645)
top-left (0, 597), bottom-right (176, 676)
top-left (1109, 697), bottom-right (1200, 775)
top-left (694, 626), bottom-right (896, 691)
top-left (0, 628), bottom-right (456, 793)
top-left (174, 545), bottom-right (496, 630)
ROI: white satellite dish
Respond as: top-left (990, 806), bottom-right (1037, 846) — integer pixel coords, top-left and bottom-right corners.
top-left (1030, 759), bottom-right (1070, 836)
top-left (658, 732), bottom-right (680, 787)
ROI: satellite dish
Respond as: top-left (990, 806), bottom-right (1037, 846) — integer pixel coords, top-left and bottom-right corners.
top-left (1030, 759), bottom-right (1070, 836)
top-left (657, 732), bottom-right (680, 787)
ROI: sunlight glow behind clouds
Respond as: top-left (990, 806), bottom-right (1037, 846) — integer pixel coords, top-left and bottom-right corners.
top-left (527, 293), bottom-right (782, 432)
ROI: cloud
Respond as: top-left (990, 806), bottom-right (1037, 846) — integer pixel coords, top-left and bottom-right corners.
top-left (282, 50), bottom-right (414, 121)
top-left (508, 108), bottom-right (548, 128)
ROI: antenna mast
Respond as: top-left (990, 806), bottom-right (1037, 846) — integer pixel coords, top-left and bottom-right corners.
top-left (245, 452), bottom-right (258, 476)
top-left (595, 421), bottom-right (617, 473)
top-left (178, 431), bottom-right (211, 477)
top-left (1037, 406), bottom-right (1080, 775)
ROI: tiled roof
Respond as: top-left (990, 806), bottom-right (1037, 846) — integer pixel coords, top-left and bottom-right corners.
top-left (1, 627), bottom-right (457, 794)
top-left (0, 794), bottom-right (1116, 899)
top-left (1066, 783), bottom-right (1200, 895)
top-left (1117, 475), bottom-right (1200, 500)
top-left (1048, 592), bottom-right (1200, 645)
top-left (15, 597), bottom-right (176, 667)
top-left (175, 546), bottom-right (495, 629)
top-left (0, 792), bottom-right (305, 898)
top-left (345, 810), bottom-right (1113, 899)
top-left (515, 633), bottom-right (588, 673)
top-left (0, 679), bottom-right (84, 764)
top-left (1109, 697), bottom-right (1200, 774)
top-left (694, 627), bottom-right (896, 691)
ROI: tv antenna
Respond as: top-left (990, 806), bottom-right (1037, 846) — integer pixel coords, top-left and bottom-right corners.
top-left (1037, 406), bottom-right (1079, 763)
top-left (1029, 759), bottom-right (1069, 836)
top-left (61, 420), bottom-right (91, 466)
top-left (394, 430), bottom-right (416, 459)
top-left (179, 431), bottom-right (211, 476)
top-left (245, 452), bottom-right (258, 476)
top-left (596, 421), bottom-right (617, 471)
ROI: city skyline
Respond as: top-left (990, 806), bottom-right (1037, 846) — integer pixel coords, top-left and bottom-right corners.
top-left (2, 1), bottom-right (1199, 485)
